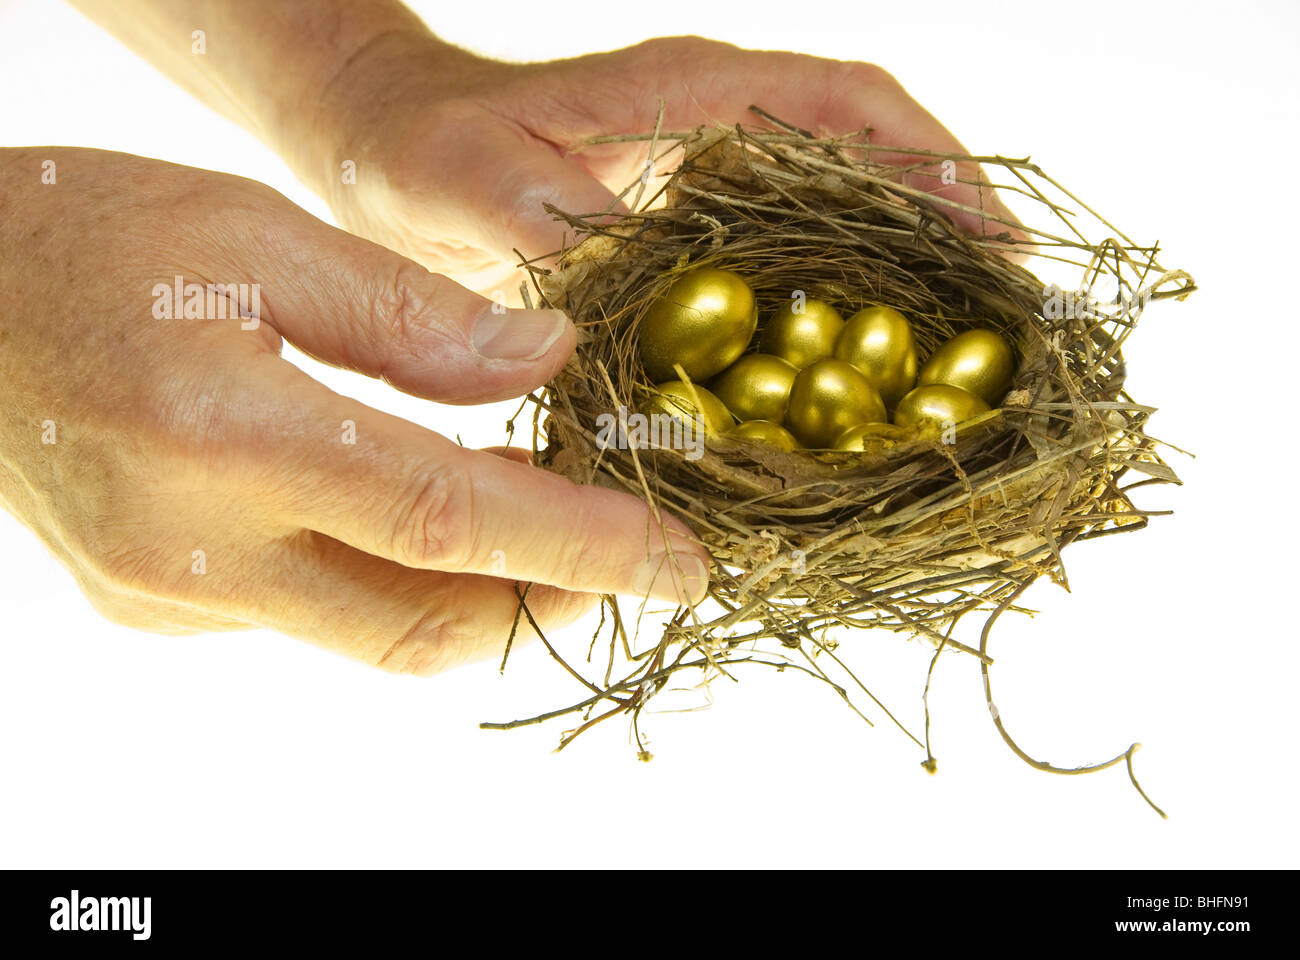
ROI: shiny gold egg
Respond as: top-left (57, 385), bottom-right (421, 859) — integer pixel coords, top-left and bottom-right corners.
top-left (784, 359), bottom-right (888, 448)
top-left (728, 420), bottom-right (800, 451)
top-left (639, 267), bottom-right (758, 382)
top-left (641, 381), bottom-right (734, 436)
top-left (709, 354), bottom-right (798, 423)
top-left (759, 298), bottom-right (845, 369)
top-left (834, 422), bottom-right (913, 451)
top-left (917, 329), bottom-right (1015, 406)
top-left (893, 384), bottom-right (990, 434)
top-left (833, 305), bottom-right (918, 408)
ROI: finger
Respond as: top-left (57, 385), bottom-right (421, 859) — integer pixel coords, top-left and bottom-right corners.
top-left (807, 63), bottom-right (1030, 246)
top-left (235, 530), bottom-right (595, 676)
top-left (206, 191), bottom-right (575, 404)
top-left (427, 113), bottom-right (628, 264)
top-left (552, 40), bottom-right (1027, 243)
top-left (686, 52), bottom-right (1024, 240)
top-left (81, 582), bottom-right (254, 636)
top-left (260, 363), bottom-right (711, 606)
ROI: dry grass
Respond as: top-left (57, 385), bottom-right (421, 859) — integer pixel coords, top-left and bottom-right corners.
top-left (486, 109), bottom-right (1194, 815)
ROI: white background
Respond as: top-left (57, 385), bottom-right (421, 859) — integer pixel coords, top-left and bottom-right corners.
top-left (1, 0), bottom-right (1296, 868)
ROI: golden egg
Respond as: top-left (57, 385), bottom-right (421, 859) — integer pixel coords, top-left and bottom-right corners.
top-left (639, 267), bottom-right (758, 382)
top-left (834, 422), bottom-right (913, 451)
top-left (917, 329), bottom-right (1015, 406)
top-left (784, 359), bottom-right (888, 448)
top-left (759, 297), bottom-right (845, 369)
top-left (709, 354), bottom-right (798, 423)
top-left (893, 384), bottom-right (990, 433)
top-left (728, 420), bottom-right (800, 451)
top-left (833, 305), bottom-right (918, 408)
top-left (641, 381), bottom-right (734, 436)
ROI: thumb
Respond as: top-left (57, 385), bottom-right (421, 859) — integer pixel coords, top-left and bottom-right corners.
top-left (222, 199), bottom-right (574, 404)
top-left (432, 115), bottom-right (627, 265)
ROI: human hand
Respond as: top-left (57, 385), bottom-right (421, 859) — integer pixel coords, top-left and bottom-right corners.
top-left (0, 148), bottom-right (709, 673)
top-left (314, 34), bottom-right (1025, 297)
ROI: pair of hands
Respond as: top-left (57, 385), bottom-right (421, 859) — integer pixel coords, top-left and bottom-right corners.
top-left (0, 24), bottom-right (1012, 674)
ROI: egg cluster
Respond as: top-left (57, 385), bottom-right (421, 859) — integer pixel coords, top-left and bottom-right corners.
top-left (637, 267), bottom-right (1015, 451)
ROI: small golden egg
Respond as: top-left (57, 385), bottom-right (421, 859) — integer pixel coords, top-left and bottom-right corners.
top-left (833, 305), bottom-right (918, 408)
top-left (834, 422), bottom-right (913, 451)
top-left (893, 384), bottom-right (990, 433)
top-left (917, 329), bottom-right (1015, 406)
top-left (641, 381), bottom-right (734, 436)
top-left (784, 359), bottom-right (887, 448)
top-left (709, 354), bottom-right (798, 423)
top-left (759, 298), bottom-right (844, 369)
top-left (728, 420), bottom-right (800, 451)
top-left (639, 267), bottom-right (758, 382)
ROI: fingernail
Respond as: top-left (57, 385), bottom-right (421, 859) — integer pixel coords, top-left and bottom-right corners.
top-left (472, 306), bottom-right (568, 361)
top-left (633, 551), bottom-right (710, 606)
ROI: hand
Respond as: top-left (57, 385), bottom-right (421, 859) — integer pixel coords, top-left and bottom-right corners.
top-left (317, 34), bottom-right (1025, 296)
top-left (0, 148), bottom-right (709, 673)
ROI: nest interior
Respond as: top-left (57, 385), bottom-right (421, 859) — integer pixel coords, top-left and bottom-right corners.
top-left (502, 114), bottom-right (1193, 794)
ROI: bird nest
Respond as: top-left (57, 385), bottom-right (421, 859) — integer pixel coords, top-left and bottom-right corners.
top-left (488, 109), bottom-right (1194, 814)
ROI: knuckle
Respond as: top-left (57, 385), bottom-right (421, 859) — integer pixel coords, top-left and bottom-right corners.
top-left (80, 581), bottom-right (150, 630)
top-left (491, 174), bottom-right (569, 253)
top-left (636, 35), bottom-right (727, 60)
top-left (83, 537), bottom-right (184, 602)
top-left (623, 35), bottom-right (737, 78)
top-left (837, 60), bottom-right (896, 91)
top-left (372, 261), bottom-right (433, 345)
top-left (372, 605), bottom-right (474, 677)
top-left (390, 460), bottom-right (476, 570)
top-left (79, 577), bottom-right (205, 636)
top-left (369, 262), bottom-right (459, 371)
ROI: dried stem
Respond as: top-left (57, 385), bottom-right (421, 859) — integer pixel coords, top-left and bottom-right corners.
top-left (484, 109), bottom-right (1192, 816)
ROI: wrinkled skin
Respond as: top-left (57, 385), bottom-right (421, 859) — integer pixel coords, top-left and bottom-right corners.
top-left (4, 21), bottom-right (1023, 675)
top-left (0, 148), bottom-right (708, 674)
top-left (318, 35), bottom-right (1023, 297)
